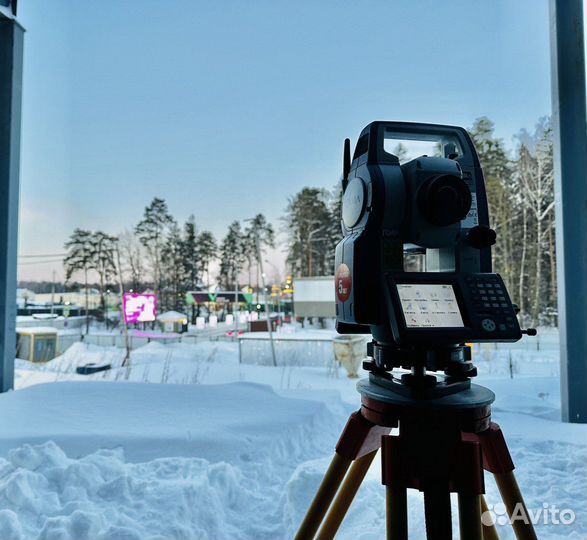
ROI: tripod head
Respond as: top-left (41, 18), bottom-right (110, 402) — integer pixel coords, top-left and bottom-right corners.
top-left (334, 122), bottom-right (528, 394)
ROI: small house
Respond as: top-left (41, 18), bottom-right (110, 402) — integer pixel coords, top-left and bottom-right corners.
top-left (16, 327), bottom-right (58, 363)
top-left (157, 311), bottom-right (188, 333)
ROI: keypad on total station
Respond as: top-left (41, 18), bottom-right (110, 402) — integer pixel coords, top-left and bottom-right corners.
top-left (466, 276), bottom-right (516, 329)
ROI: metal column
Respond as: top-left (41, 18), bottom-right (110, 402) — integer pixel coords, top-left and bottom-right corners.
top-left (0, 6), bottom-right (23, 392)
top-left (550, 0), bottom-right (587, 423)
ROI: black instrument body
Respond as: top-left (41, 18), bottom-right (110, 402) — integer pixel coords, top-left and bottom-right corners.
top-left (334, 121), bottom-right (522, 347)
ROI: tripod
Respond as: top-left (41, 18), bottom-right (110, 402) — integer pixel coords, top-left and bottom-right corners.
top-left (294, 374), bottom-right (538, 540)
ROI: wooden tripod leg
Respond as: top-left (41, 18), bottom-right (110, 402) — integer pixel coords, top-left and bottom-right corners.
top-left (386, 485), bottom-right (408, 540)
top-left (480, 495), bottom-right (500, 540)
top-left (477, 423), bottom-right (536, 540)
top-left (458, 493), bottom-right (483, 540)
top-left (294, 453), bottom-right (351, 540)
top-left (316, 450), bottom-right (378, 540)
top-left (493, 471), bottom-right (538, 540)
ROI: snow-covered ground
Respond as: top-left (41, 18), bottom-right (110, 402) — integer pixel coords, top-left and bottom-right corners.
top-left (5, 330), bottom-right (586, 539)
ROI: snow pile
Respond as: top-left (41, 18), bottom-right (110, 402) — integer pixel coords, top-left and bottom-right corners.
top-left (0, 381), bottom-right (349, 462)
top-left (0, 378), bottom-right (583, 539)
top-left (0, 381), bottom-right (352, 539)
top-left (0, 442), bottom-right (264, 540)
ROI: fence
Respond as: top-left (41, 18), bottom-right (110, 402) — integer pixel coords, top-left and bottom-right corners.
top-left (471, 330), bottom-right (560, 378)
top-left (473, 330), bottom-right (559, 354)
top-left (16, 316), bottom-right (86, 330)
top-left (238, 337), bottom-right (338, 367)
top-left (51, 332), bottom-right (219, 356)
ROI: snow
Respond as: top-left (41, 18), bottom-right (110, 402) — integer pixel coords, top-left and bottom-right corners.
top-left (0, 382), bottom-right (347, 539)
top-left (5, 330), bottom-right (587, 539)
top-left (157, 311), bottom-right (188, 322)
top-left (0, 381), bottom-right (348, 463)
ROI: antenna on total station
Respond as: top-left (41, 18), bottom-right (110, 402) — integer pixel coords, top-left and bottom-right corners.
top-left (342, 138), bottom-right (351, 192)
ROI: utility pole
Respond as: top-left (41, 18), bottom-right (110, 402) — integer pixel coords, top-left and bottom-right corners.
top-left (50, 270), bottom-right (56, 315)
top-left (265, 258), bottom-right (283, 326)
top-left (233, 279), bottom-right (239, 340)
top-left (254, 231), bottom-right (277, 367)
top-left (114, 243), bottom-right (131, 366)
top-left (84, 268), bottom-right (89, 336)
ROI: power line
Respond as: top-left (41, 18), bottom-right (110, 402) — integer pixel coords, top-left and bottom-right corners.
top-left (19, 253), bottom-right (66, 258)
top-left (18, 259), bottom-right (63, 265)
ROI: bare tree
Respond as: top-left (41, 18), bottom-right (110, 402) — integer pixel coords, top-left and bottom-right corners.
top-left (118, 229), bottom-right (145, 292)
top-left (515, 131), bottom-right (555, 324)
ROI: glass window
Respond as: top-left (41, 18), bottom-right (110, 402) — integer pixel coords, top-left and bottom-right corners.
top-left (383, 130), bottom-right (463, 164)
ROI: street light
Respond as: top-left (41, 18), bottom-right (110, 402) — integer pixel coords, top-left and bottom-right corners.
top-left (265, 259), bottom-right (284, 325)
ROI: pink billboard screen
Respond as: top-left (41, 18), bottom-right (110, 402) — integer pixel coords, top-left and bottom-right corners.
top-left (123, 293), bottom-right (157, 324)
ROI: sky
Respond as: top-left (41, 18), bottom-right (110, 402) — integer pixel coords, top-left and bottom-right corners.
top-left (16, 0), bottom-right (552, 281)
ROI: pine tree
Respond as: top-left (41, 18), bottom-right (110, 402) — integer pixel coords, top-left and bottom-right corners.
top-left (283, 187), bottom-right (332, 277)
top-left (135, 198), bottom-right (174, 297)
top-left (182, 215), bottom-right (200, 322)
top-left (218, 221), bottom-right (246, 291)
top-left (197, 231), bottom-right (217, 289)
top-left (64, 229), bottom-right (94, 334)
top-left (91, 231), bottom-right (117, 322)
top-left (469, 117), bottom-right (519, 297)
top-left (244, 214), bottom-right (275, 296)
top-left (182, 215), bottom-right (200, 291)
top-left (161, 221), bottom-right (185, 312)
top-left (327, 184), bottom-right (343, 271)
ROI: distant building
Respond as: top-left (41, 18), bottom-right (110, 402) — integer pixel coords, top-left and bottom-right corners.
top-left (158, 311), bottom-right (188, 333)
top-left (35, 289), bottom-right (118, 310)
top-left (16, 288), bottom-right (35, 308)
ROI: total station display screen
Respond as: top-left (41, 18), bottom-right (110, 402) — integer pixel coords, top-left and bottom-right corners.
top-left (397, 284), bottom-right (464, 328)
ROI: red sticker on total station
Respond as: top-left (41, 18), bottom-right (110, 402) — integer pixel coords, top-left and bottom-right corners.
top-left (336, 263), bottom-right (352, 302)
